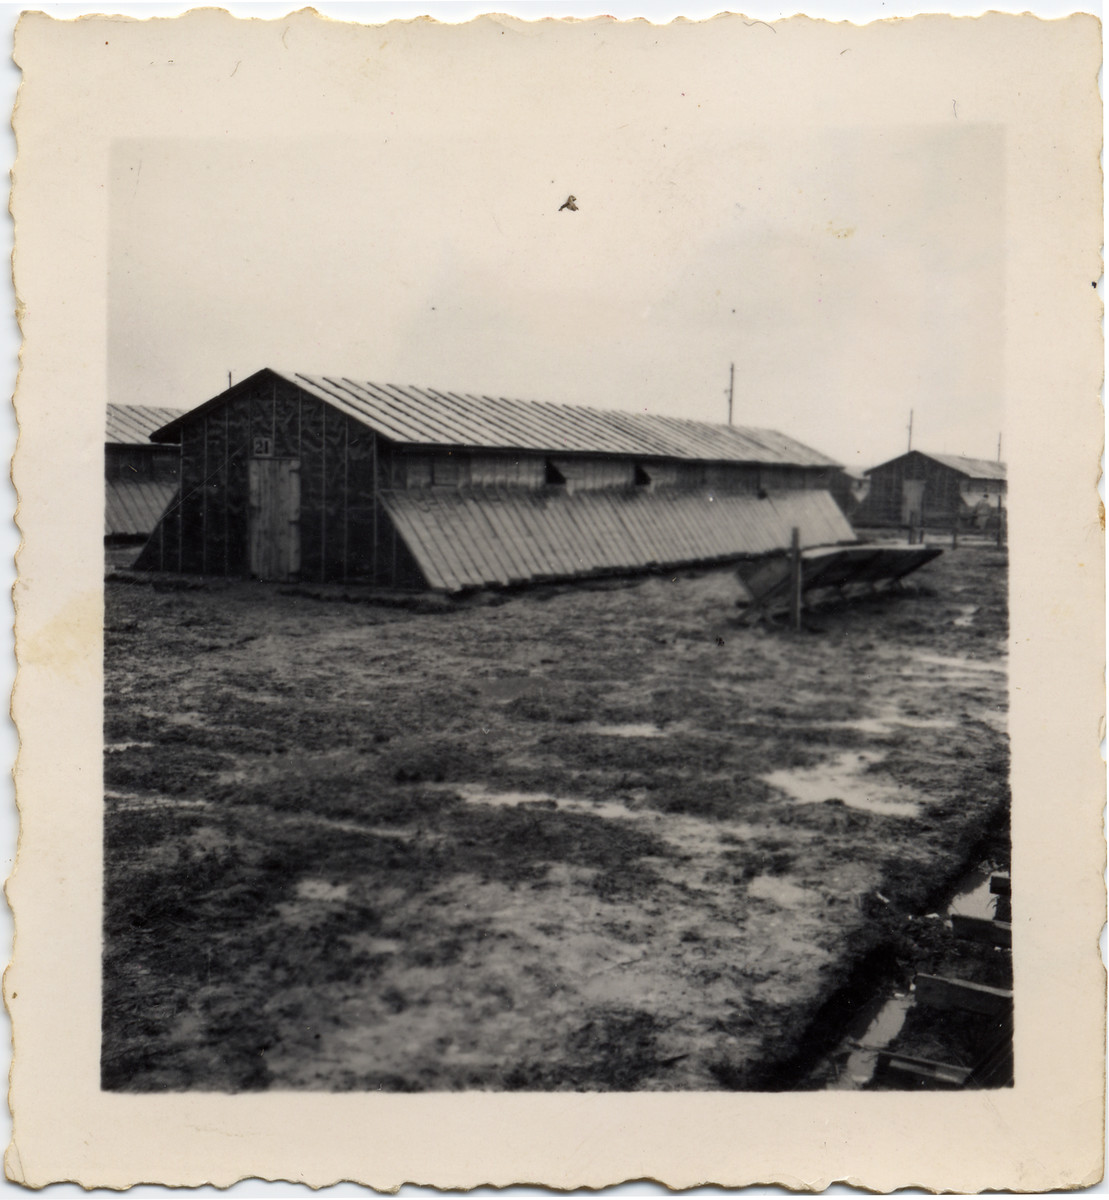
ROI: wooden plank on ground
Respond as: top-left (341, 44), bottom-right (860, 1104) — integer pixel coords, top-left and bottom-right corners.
top-left (876, 1052), bottom-right (971, 1089)
top-left (967, 1021), bottom-right (1016, 1088)
top-left (951, 914), bottom-right (1012, 947)
top-left (914, 973), bottom-right (1013, 1017)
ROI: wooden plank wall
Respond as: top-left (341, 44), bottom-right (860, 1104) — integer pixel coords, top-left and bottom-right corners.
top-left (105, 444), bottom-right (180, 482)
top-left (390, 453), bottom-right (815, 496)
top-left (137, 380), bottom-right (841, 589)
top-left (470, 454), bottom-right (546, 488)
top-left (859, 452), bottom-right (964, 526)
top-left (137, 376), bottom-right (385, 584)
top-left (550, 457), bottom-right (636, 491)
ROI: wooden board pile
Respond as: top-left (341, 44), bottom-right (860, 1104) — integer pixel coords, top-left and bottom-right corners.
top-left (876, 872), bottom-right (1013, 1088)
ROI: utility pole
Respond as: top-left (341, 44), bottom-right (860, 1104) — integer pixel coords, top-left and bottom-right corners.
top-left (228, 371), bottom-right (233, 389)
top-left (727, 362), bottom-right (734, 426)
top-left (997, 432), bottom-right (1002, 462)
top-left (907, 408), bottom-right (914, 452)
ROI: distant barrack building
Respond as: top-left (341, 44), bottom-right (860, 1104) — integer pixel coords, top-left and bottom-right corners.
top-left (105, 404), bottom-right (185, 540)
top-left (136, 368), bottom-right (855, 590)
top-left (856, 450), bottom-right (1007, 532)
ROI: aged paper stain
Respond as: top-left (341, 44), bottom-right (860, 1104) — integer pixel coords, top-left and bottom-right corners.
top-left (16, 589), bottom-right (101, 678)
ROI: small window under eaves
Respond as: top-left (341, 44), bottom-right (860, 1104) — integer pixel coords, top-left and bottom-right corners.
top-left (634, 464), bottom-right (651, 487)
top-left (545, 458), bottom-right (567, 486)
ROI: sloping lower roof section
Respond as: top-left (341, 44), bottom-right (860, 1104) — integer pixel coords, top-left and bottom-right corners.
top-left (923, 452), bottom-right (1007, 481)
top-left (381, 486), bottom-right (855, 592)
top-left (107, 404), bottom-right (186, 445)
top-left (151, 370), bottom-right (839, 469)
top-left (861, 450), bottom-right (1007, 482)
top-left (105, 479), bottom-right (178, 537)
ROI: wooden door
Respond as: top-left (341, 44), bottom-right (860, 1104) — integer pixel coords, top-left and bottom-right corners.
top-left (248, 458), bottom-right (301, 581)
top-left (901, 479), bottom-right (925, 525)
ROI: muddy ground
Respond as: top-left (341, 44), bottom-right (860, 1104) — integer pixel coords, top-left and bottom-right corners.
top-left (102, 541), bottom-right (1009, 1091)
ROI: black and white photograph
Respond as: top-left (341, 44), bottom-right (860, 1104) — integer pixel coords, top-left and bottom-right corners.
top-left (7, 4), bottom-right (1103, 1190)
top-left (101, 61), bottom-right (1012, 1097)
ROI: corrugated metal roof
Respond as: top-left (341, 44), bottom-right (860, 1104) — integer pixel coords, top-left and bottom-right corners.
top-left (381, 486), bottom-right (855, 592)
top-left (107, 404), bottom-right (186, 445)
top-left (153, 369), bottom-right (839, 469)
top-left (105, 479), bottom-right (177, 537)
top-left (922, 452), bottom-right (1007, 481)
top-left (865, 450), bottom-right (1006, 482)
top-left (285, 374), bottom-right (839, 467)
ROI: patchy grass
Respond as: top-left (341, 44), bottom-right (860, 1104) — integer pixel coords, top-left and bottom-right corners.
top-left (103, 545), bottom-right (1009, 1091)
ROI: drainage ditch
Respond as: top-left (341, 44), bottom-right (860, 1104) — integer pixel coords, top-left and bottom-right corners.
top-left (756, 811), bottom-right (1012, 1091)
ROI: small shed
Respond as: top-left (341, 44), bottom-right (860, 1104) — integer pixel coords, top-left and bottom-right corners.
top-left (105, 404), bottom-right (184, 540)
top-left (137, 368), bottom-right (854, 590)
top-left (856, 450), bottom-right (1006, 531)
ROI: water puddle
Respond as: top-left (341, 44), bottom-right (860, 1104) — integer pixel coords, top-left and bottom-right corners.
top-left (216, 767), bottom-right (251, 786)
top-left (911, 653), bottom-right (1006, 676)
top-left (104, 741), bottom-right (156, 753)
top-left (840, 701), bottom-right (1004, 738)
top-left (457, 784), bottom-right (638, 822)
top-left (974, 706), bottom-right (1009, 735)
top-left (565, 797), bottom-right (645, 820)
top-left (458, 784), bottom-right (557, 808)
top-left (296, 879), bottom-right (350, 902)
top-left (104, 790), bottom-right (211, 809)
top-left (953, 605), bottom-right (979, 628)
top-left (946, 864), bottom-right (1002, 921)
top-left (763, 751), bottom-right (921, 818)
top-left (346, 933), bottom-right (403, 956)
top-left (826, 991), bottom-right (914, 1089)
top-left (581, 722), bottom-right (668, 739)
top-left (163, 710), bottom-right (209, 727)
top-left (816, 861), bottom-right (1008, 1089)
top-left (830, 713), bottom-right (956, 737)
top-left (455, 784), bottom-right (827, 919)
top-left (748, 875), bottom-right (814, 908)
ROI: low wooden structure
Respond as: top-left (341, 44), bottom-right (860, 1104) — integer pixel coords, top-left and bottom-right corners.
top-left (855, 450), bottom-right (1006, 532)
top-left (138, 368), bottom-right (853, 590)
top-left (874, 869), bottom-right (1014, 1090)
top-left (734, 542), bottom-right (943, 624)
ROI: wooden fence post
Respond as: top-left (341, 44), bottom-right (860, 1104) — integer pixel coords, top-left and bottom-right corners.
top-left (790, 526), bottom-right (802, 631)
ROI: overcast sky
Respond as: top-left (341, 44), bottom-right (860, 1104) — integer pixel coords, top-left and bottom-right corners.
top-left (109, 114), bottom-right (1004, 472)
